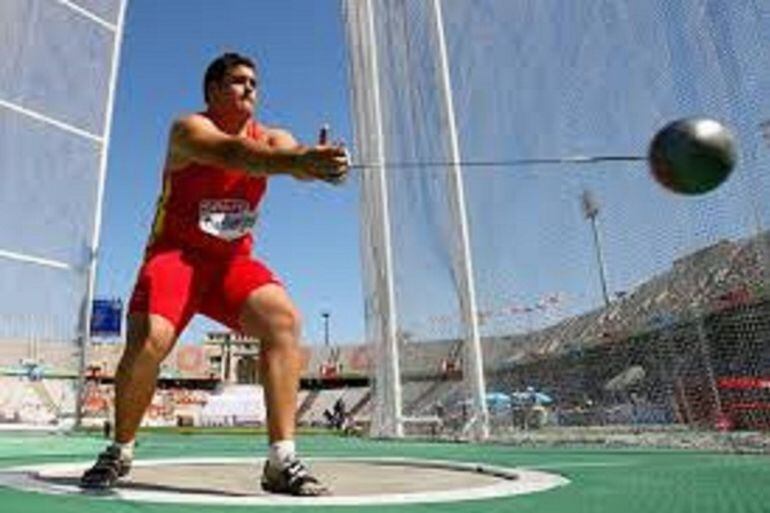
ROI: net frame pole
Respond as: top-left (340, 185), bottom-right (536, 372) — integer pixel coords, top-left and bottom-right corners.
top-left (364, 0), bottom-right (403, 438)
top-left (432, 0), bottom-right (489, 440)
top-left (75, 0), bottom-right (129, 428)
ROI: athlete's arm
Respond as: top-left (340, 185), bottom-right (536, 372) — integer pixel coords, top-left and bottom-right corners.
top-left (264, 127), bottom-right (348, 182)
top-left (263, 128), bottom-right (313, 181)
top-left (167, 114), bottom-right (348, 181)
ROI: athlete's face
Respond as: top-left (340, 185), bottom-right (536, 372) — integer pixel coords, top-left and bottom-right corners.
top-left (209, 65), bottom-right (257, 114)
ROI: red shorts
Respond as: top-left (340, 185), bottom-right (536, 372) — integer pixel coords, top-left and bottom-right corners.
top-left (128, 247), bottom-right (282, 333)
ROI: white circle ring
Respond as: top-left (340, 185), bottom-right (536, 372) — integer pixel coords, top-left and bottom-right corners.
top-left (0, 456), bottom-right (570, 506)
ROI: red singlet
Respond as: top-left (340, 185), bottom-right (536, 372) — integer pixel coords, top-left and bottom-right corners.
top-left (128, 116), bottom-right (281, 332)
top-left (148, 118), bottom-right (267, 257)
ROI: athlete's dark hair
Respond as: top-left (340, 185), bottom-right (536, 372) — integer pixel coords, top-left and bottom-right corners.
top-left (203, 52), bottom-right (257, 103)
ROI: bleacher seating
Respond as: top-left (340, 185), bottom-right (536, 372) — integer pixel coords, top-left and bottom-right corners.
top-left (199, 384), bottom-right (266, 426)
top-left (0, 231), bottom-right (768, 432)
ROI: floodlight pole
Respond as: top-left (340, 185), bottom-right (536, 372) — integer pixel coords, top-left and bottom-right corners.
top-left (432, 0), bottom-right (489, 441)
top-left (581, 190), bottom-right (611, 308)
top-left (322, 311), bottom-right (331, 347)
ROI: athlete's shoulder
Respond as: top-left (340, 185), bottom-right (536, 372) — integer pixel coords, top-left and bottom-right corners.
top-left (165, 113), bottom-right (221, 171)
top-left (170, 112), bottom-right (216, 137)
top-left (258, 124), bottom-right (298, 149)
top-left (256, 122), bottom-right (287, 137)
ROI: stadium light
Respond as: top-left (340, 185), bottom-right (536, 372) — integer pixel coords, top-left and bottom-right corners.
top-left (321, 311), bottom-right (331, 347)
top-left (581, 190), bottom-right (611, 308)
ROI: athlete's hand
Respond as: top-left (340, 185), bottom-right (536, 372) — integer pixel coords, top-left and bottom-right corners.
top-left (292, 144), bottom-right (350, 184)
top-left (290, 125), bottom-right (350, 184)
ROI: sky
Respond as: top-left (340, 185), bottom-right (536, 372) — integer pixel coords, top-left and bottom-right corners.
top-left (96, 0), bottom-right (364, 345)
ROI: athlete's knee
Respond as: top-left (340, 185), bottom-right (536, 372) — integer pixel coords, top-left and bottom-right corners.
top-left (260, 305), bottom-right (302, 342)
top-left (124, 314), bottom-right (176, 364)
top-left (241, 294), bottom-right (302, 345)
top-left (141, 332), bottom-right (176, 363)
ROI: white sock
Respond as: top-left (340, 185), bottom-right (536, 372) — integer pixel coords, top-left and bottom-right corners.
top-left (268, 440), bottom-right (296, 469)
top-left (111, 440), bottom-right (135, 460)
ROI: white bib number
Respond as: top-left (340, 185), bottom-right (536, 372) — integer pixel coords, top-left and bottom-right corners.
top-left (199, 199), bottom-right (258, 241)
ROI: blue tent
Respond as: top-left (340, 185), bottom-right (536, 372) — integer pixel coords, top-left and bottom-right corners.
top-left (511, 388), bottom-right (553, 406)
top-left (485, 391), bottom-right (512, 409)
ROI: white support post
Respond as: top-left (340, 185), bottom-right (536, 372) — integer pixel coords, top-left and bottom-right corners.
top-left (364, 0), bottom-right (403, 438)
top-left (432, 0), bottom-right (489, 440)
top-left (75, 0), bottom-right (129, 428)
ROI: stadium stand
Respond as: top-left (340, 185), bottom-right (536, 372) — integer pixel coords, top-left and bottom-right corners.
top-left (199, 384), bottom-right (266, 427)
top-left (0, 232), bottom-right (767, 432)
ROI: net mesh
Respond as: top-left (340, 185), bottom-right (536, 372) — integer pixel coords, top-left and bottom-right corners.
top-left (0, 0), bottom-right (125, 424)
top-left (345, 0), bottom-right (770, 443)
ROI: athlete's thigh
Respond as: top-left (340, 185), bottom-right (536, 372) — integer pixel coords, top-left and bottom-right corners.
top-left (200, 255), bottom-right (284, 331)
top-left (128, 248), bottom-right (207, 333)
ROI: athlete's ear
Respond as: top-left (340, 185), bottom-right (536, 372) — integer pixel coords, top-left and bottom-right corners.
top-left (205, 79), bottom-right (224, 104)
top-left (205, 82), bottom-right (216, 104)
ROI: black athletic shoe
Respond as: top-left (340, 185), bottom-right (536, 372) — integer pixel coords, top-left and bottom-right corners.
top-left (260, 457), bottom-right (330, 496)
top-left (79, 445), bottom-right (132, 490)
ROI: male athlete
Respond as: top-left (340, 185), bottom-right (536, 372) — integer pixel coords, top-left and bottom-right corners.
top-left (79, 52), bottom-right (348, 496)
